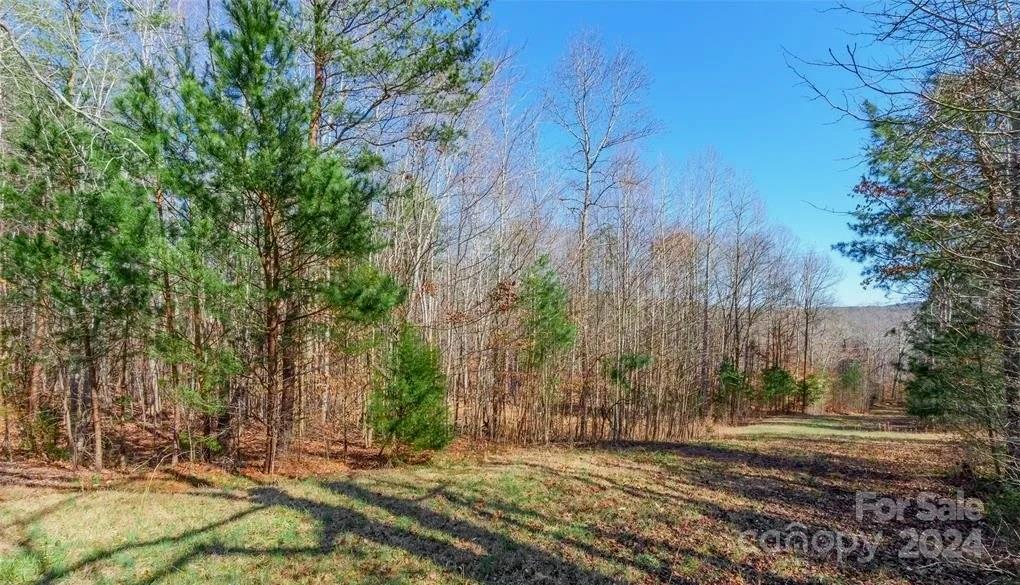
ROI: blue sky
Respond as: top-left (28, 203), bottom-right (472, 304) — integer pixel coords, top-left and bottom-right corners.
top-left (487, 1), bottom-right (900, 306)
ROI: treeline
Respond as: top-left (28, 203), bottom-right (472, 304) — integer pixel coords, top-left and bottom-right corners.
top-left (833, 0), bottom-right (1020, 503)
top-left (0, 0), bottom-right (871, 473)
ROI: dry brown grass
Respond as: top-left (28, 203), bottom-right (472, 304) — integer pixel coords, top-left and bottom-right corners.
top-left (0, 411), bottom-right (1010, 584)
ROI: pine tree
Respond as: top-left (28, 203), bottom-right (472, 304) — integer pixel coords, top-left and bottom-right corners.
top-left (604, 352), bottom-right (651, 440)
top-left (833, 360), bottom-right (865, 411)
top-left (717, 358), bottom-right (749, 419)
top-left (517, 255), bottom-right (575, 442)
top-left (0, 113), bottom-right (156, 471)
top-left (838, 101), bottom-right (1020, 469)
top-left (905, 302), bottom-right (1005, 474)
top-left (163, 0), bottom-right (402, 472)
top-left (369, 326), bottom-right (452, 454)
top-left (798, 373), bottom-right (829, 410)
top-left (760, 366), bottom-right (797, 411)
top-left (518, 256), bottom-right (575, 368)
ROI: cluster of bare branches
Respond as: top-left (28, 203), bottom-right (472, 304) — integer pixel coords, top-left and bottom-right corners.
top-left (831, 0), bottom-right (1020, 480)
top-left (0, 0), bottom-right (891, 475)
top-left (806, 0), bottom-right (1020, 572)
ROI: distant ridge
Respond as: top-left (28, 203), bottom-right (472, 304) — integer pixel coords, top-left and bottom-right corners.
top-left (829, 301), bottom-right (920, 311)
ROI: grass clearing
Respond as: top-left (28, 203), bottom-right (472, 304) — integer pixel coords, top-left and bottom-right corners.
top-left (0, 412), bottom-right (1002, 584)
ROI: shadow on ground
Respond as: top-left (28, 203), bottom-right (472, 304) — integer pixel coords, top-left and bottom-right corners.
top-left (1, 413), bottom-right (1005, 585)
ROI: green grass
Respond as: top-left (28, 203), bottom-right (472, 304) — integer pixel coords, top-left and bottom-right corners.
top-left (0, 462), bottom-right (646, 585)
top-left (0, 413), bottom-right (983, 584)
top-left (718, 415), bottom-right (949, 442)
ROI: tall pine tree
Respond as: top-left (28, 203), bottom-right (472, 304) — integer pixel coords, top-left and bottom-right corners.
top-left (163, 0), bottom-right (402, 472)
top-left (0, 112), bottom-right (156, 471)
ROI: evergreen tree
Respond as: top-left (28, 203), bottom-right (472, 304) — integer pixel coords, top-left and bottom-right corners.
top-left (369, 326), bottom-right (452, 454)
top-left (798, 373), bottom-right (830, 410)
top-left (832, 360), bottom-right (865, 410)
top-left (760, 366), bottom-right (797, 409)
top-left (300, 0), bottom-right (490, 147)
top-left (518, 256), bottom-right (575, 369)
top-left (838, 99), bottom-right (1020, 471)
top-left (0, 113), bottom-right (156, 471)
top-left (906, 325), bottom-right (1003, 420)
top-left (517, 255), bottom-right (575, 442)
top-left (162, 0), bottom-right (402, 471)
top-left (605, 353), bottom-right (653, 391)
top-left (604, 352), bottom-right (651, 440)
top-left (905, 302), bottom-right (1006, 474)
top-left (717, 358), bottom-right (750, 421)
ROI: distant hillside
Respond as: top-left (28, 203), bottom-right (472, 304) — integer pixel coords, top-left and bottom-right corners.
top-left (822, 303), bottom-right (918, 344)
top-left (813, 303), bottom-right (917, 398)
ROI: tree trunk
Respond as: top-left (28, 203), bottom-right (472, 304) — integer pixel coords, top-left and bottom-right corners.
top-left (279, 307), bottom-right (301, 455)
top-left (155, 187), bottom-right (182, 466)
top-left (84, 329), bottom-right (102, 472)
top-left (1002, 116), bottom-right (1020, 467)
top-left (801, 309), bottom-right (810, 411)
top-left (261, 193), bottom-right (284, 474)
top-left (264, 300), bottom-right (281, 474)
top-left (25, 307), bottom-right (46, 453)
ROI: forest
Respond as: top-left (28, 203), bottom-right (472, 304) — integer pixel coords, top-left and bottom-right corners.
top-left (0, 0), bottom-right (892, 473)
top-left (0, 0), bottom-right (1018, 584)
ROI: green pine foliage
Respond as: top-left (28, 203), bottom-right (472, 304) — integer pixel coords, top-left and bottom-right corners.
top-left (370, 326), bottom-right (452, 452)
top-left (717, 359), bottom-right (750, 405)
top-left (140, 0), bottom-right (404, 463)
top-left (0, 115), bottom-right (156, 344)
top-left (323, 264), bottom-right (407, 324)
top-left (838, 361), bottom-right (863, 395)
top-left (605, 353), bottom-right (652, 394)
top-left (0, 107), bottom-right (157, 470)
top-left (827, 359), bottom-right (869, 411)
top-left (517, 256), bottom-right (575, 369)
top-left (905, 310), bottom-right (1003, 423)
top-left (759, 366), bottom-right (797, 403)
top-left (299, 0), bottom-right (491, 143)
top-left (0, 117), bottom-right (154, 338)
top-left (798, 373), bottom-right (830, 408)
top-left (0, 0), bottom-right (489, 468)
top-left (171, 0), bottom-right (390, 291)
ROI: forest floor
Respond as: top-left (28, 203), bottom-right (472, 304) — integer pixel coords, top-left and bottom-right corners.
top-left (0, 407), bottom-right (1011, 584)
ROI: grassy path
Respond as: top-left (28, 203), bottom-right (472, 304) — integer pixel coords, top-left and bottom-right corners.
top-left (0, 410), bottom-right (1001, 584)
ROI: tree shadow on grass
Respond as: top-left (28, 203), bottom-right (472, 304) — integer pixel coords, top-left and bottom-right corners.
top-left (494, 459), bottom-right (854, 584)
top-left (8, 434), bottom-right (993, 585)
top-left (30, 505), bottom-right (269, 585)
top-left (546, 441), bottom-right (995, 585)
top-left (16, 478), bottom-right (629, 584)
top-left (601, 441), bottom-right (909, 482)
top-left (256, 481), bottom-right (626, 584)
top-left (320, 478), bottom-right (814, 585)
top-left (16, 470), bottom-right (816, 585)
top-left (0, 461), bottom-right (137, 491)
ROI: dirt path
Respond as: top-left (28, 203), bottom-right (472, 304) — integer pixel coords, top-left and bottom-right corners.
top-left (0, 409), bottom-right (1010, 584)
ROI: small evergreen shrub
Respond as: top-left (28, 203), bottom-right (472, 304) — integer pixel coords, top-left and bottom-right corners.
top-left (370, 326), bottom-right (452, 453)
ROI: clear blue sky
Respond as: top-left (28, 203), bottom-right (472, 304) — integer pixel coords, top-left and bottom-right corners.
top-left (487, 1), bottom-right (900, 306)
